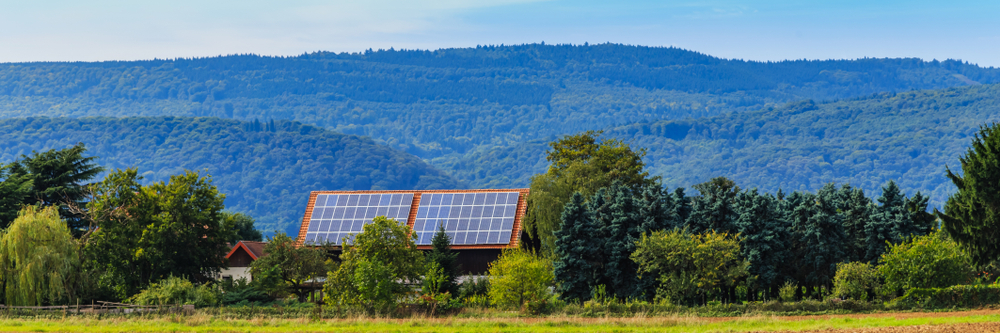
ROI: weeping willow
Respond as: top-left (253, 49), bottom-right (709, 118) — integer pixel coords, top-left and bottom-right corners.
top-left (0, 205), bottom-right (79, 306)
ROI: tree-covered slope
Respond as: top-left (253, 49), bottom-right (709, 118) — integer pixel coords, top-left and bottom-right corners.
top-left (0, 117), bottom-right (462, 234)
top-left (0, 43), bottom-right (997, 187)
top-left (608, 83), bottom-right (1000, 207)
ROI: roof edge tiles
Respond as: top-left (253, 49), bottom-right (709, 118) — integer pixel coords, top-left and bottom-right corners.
top-left (295, 188), bottom-right (530, 250)
top-left (226, 240), bottom-right (266, 260)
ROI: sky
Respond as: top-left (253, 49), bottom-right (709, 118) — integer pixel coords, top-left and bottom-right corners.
top-left (1, 0), bottom-right (998, 67)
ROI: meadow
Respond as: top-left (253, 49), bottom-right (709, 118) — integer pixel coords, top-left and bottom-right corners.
top-left (1, 310), bottom-right (999, 333)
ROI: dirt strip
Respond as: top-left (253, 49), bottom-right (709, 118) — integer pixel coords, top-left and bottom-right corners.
top-left (708, 308), bottom-right (1000, 322)
top-left (763, 322), bottom-right (1000, 332)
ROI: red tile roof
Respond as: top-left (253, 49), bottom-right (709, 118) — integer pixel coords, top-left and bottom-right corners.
top-left (295, 188), bottom-right (530, 250)
top-left (226, 240), bottom-right (268, 260)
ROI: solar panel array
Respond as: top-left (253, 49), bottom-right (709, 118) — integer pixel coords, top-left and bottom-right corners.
top-left (411, 192), bottom-right (519, 246)
top-left (303, 193), bottom-right (413, 245)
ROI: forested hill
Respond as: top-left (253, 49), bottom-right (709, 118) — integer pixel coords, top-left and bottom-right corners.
top-left (1, 43), bottom-right (998, 188)
top-left (0, 117), bottom-right (462, 234)
top-left (606, 83), bottom-right (1000, 208)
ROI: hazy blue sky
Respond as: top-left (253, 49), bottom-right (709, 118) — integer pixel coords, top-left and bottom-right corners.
top-left (1, 0), bottom-right (997, 66)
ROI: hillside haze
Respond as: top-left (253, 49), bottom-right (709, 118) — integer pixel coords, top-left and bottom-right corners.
top-left (0, 117), bottom-right (462, 234)
top-left (610, 83), bottom-right (1000, 207)
top-left (1, 43), bottom-right (998, 188)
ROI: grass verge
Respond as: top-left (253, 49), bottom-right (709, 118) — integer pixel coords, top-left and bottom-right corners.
top-left (0, 311), bottom-right (998, 332)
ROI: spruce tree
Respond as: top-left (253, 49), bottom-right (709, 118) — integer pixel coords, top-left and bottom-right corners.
top-left (602, 185), bottom-right (643, 300)
top-left (673, 188), bottom-right (693, 222)
top-left (939, 122), bottom-right (1000, 266)
top-left (634, 184), bottom-right (681, 299)
top-left (687, 177), bottom-right (740, 234)
top-left (733, 189), bottom-right (789, 300)
top-left (426, 223), bottom-right (458, 294)
top-left (836, 185), bottom-right (873, 263)
top-left (553, 193), bottom-right (599, 302)
top-left (790, 184), bottom-right (848, 294)
top-left (864, 181), bottom-right (917, 263)
top-left (906, 192), bottom-right (936, 235)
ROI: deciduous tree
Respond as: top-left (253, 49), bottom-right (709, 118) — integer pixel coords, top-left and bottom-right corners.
top-left (0, 206), bottom-right (79, 305)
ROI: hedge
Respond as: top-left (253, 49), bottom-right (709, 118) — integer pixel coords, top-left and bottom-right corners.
top-left (895, 284), bottom-right (1000, 308)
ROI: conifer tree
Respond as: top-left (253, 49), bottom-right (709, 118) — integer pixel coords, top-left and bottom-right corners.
top-left (906, 192), bottom-right (936, 235)
top-left (733, 189), bottom-right (789, 300)
top-left (790, 184), bottom-right (847, 294)
top-left (864, 181), bottom-right (926, 263)
top-left (938, 122), bottom-right (1000, 266)
top-left (0, 143), bottom-right (104, 232)
top-left (673, 188), bottom-right (693, 222)
top-left (837, 185), bottom-right (873, 263)
top-left (553, 193), bottom-right (599, 302)
top-left (687, 177), bottom-right (740, 234)
top-left (633, 184), bottom-right (681, 299)
top-left (426, 223), bottom-right (459, 294)
top-left (602, 185), bottom-right (644, 300)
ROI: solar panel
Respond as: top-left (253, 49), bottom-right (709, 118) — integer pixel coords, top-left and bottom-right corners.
top-left (413, 192), bottom-right (519, 245)
top-left (304, 193), bottom-right (413, 245)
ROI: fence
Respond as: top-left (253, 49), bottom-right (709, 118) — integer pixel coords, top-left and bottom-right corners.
top-left (0, 301), bottom-right (193, 315)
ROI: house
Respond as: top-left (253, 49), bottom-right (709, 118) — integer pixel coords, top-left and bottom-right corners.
top-left (221, 240), bottom-right (267, 282)
top-left (294, 189), bottom-right (529, 274)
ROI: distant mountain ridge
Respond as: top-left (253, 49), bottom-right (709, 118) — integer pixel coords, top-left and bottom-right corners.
top-left (1, 43), bottom-right (998, 209)
top-left (0, 117), bottom-right (462, 234)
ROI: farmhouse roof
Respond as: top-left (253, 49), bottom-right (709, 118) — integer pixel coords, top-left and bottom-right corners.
top-left (295, 188), bottom-right (530, 250)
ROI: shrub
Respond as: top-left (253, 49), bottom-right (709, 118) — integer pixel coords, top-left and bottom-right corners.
top-left (219, 278), bottom-right (271, 305)
top-left (631, 228), bottom-right (748, 306)
top-left (487, 249), bottom-right (553, 311)
top-left (129, 276), bottom-right (218, 307)
top-left (831, 262), bottom-right (886, 301)
top-left (458, 276), bottom-right (490, 299)
top-left (778, 281), bottom-right (797, 303)
top-left (878, 231), bottom-right (972, 295)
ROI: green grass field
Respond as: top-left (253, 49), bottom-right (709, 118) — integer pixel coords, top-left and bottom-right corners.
top-left (1, 311), bottom-right (998, 333)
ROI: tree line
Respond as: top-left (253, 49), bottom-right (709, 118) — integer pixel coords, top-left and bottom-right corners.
top-left (0, 144), bottom-right (263, 304)
top-left (0, 117), bottom-right (461, 234)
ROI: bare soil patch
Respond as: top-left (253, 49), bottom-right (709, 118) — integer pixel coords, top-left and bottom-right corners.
top-left (782, 322), bottom-right (1000, 332)
top-left (710, 308), bottom-right (1000, 322)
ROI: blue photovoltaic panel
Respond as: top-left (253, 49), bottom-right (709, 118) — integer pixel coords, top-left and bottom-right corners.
top-left (304, 193), bottom-right (413, 246)
top-left (413, 192), bottom-right (519, 246)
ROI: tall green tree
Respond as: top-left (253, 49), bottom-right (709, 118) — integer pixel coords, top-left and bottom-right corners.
top-left (602, 185), bottom-right (646, 300)
top-left (0, 166), bottom-right (32, 228)
top-left (788, 184), bottom-right (848, 294)
top-left (553, 192), bottom-right (599, 302)
top-left (835, 185), bottom-right (873, 263)
top-left (223, 212), bottom-right (263, 244)
top-left (324, 216), bottom-right (424, 313)
top-left (425, 223), bottom-right (459, 295)
top-left (864, 181), bottom-right (927, 263)
top-left (0, 143), bottom-right (103, 231)
top-left (250, 232), bottom-right (329, 302)
top-left (523, 130), bottom-right (657, 256)
top-left (0, 206), bottom-right (79, 306)
top-left (938, 122), bottom-right (1000, 266)
top-left (687, 177), bottom-right (740, 234)
top-left (83, 168), bottom-right (233, 300)
top-left (733, 189), bottom-right (790, 300)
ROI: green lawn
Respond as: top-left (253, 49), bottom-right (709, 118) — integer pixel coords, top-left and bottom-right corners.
top-left (0, 312), bottom-right (998, 333)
